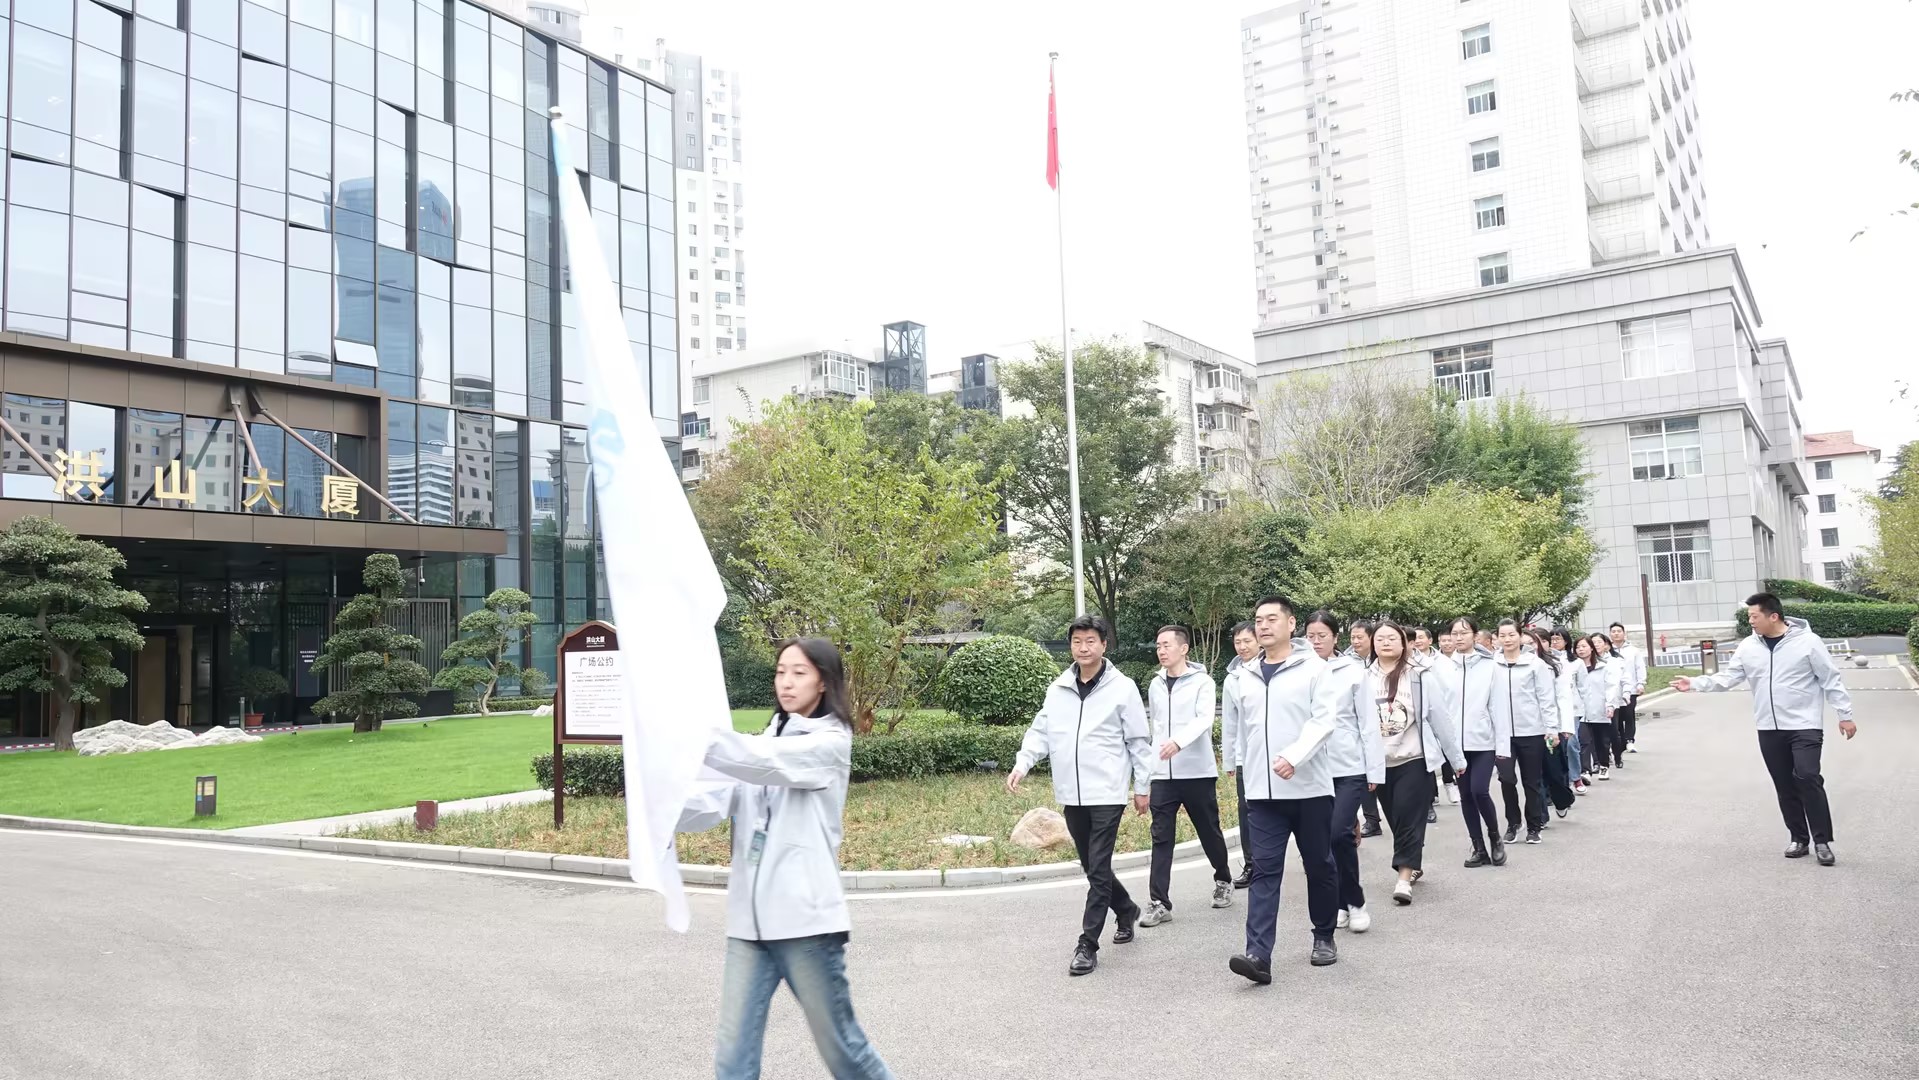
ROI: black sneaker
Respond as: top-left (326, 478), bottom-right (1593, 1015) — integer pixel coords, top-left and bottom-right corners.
top-left (1815, 843), bottom-right (1836, 866)
top-left (1490, 839), bottom-right (1508, 866)
top-left (1784, 841), bottom-right (1810, 859)
top-left (1310, 938), bottom-right (1338, 967)
top-left (1113, 911), bottom-right (1137, 945)
top-left (1525, 830), bottom-right (1542, 845)
top-left (1229, 953), bottom-right (1272, 985)
top-left (1503, 823), bottom-right (1520, 844)
top-left (1463, 848), bottom-right (1491, 868)
top-left (1233, 864), bottom-right (1254, 890)
top-left (1427, 805), bottom-right (1438, 823)
top-left (1068, 944), bottom-right (1097, 976)
top-left (1360, 822), bottom-right (1382, 838)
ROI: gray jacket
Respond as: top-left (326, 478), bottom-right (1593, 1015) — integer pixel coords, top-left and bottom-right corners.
top-left (1492, 652), bottom-right (1562, 738)
top-left (1427, 646), bottom-right (1509, 753)
top-left (1320, 653), bottom-right (1384, 784)
top-left (1148, 663), bottom-right (1220, 781)
top-left (677, 713), bottom-right (853, 942)
top-left (1015, 662), bottom-right (1154, 805)
top-left (1221, 655), bottom-right (1251, 768)
top-left (1690, 617), bottom-right (1855, 730)
top-left (1222, 642), bottom-right (1337, 800)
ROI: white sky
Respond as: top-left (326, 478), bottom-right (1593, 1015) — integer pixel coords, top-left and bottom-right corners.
top-left (618, 0), bottom-right (1918, 457)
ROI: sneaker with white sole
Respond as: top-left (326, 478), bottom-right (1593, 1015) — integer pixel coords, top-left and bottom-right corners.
top-left (1212, 880), bottom-right (1233, 908)
top-left (1627, 741), bottom-right (1638, 753)
top-left (1392, 879), bottom-right (1413, 905)
top-left (1139, 900), bottom-right (1171, 927)
top-left (1335, 907), bottom-right (1350, 929)
top-left (1445, 783), bottom-right (1461, 805)
top-left (1347, 905), bottom-right (1372, 933)
top-left (1597, 766), bottom-right (1611, 780)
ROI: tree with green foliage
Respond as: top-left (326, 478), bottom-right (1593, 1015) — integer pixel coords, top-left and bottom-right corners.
top-left (0, 516), bottom-right (147, 750)
top-left (863, 390), bottom-right (999, 473)
top-left (938, 634), bottom-right (1060, 725)
top-left (1124, 506), bottom-right (1263, 671)
top-left (1880, 441), bottom-right (1914, 501)
top-left (1427, 395), bottom-right (1590, 517)
top-left (695, 397), bottom-right (1009, 733)
top-left (312, 553), bottom-right (431, 732)
top-left (1295, 484), bottom-right (1598, 628)
top-left (988, 338), bottom-right (1200, 631)
top-left (1865, 451), bottom-right (1919, 601)
top-left (1256, 355), bottom-right (1439, 514)
top-left (434, 588), bottom-right (549, 714)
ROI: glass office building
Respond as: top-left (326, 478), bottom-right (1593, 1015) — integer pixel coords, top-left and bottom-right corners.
top-left (0, 0), bottom-right (680, 736)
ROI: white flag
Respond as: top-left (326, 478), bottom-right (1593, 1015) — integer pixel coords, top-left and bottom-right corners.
top-left (548, 110), bottom-right (730, 932)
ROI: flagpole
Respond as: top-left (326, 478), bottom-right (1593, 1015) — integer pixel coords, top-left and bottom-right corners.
top-left (1051, 51), bottom-right (1088, 618)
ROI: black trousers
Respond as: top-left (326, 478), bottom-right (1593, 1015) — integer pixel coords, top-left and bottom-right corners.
top-left (1062, 804), bottom-right (1137, 952)
top-left (1582, 721), bottom-right (1614, 771)
top-left (1242, 796), bottom-right (1337, 963)
top-left (1613, 694), bottom-right (1638, 757)
top-left (1541, 738), bottom-right (1576, 811)
top-left (1362, 786), bottom-right (1382, 829)
top-left (1233, 769), bottom-right (1252, 866)
top-left (1757, 729), bottom-right (1834, 844)
top-left (1499, 735), bottom-right (1550, 831)
top-left (1330, 774), bottom-right (1369, 910)
top-left (1459, 749), bottom-right (1501, 852)
top-left (1382, 759), bottom-right (1436, 872)
top-left (1149, 777), bottom-right (1232, 908)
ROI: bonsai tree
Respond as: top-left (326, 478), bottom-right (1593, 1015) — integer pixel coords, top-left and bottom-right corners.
top-left (311, 553), bottom-right (431, 732)
top-left (434, 587), bottom-right (548, 714)
top-left (0, 516), bottom-right (148, 750)
top-left (234, 667), bottom-right (290, 720)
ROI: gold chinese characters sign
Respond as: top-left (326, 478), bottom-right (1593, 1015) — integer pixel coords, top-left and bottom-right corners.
top-left (46, 454), bottom-right (364, 518)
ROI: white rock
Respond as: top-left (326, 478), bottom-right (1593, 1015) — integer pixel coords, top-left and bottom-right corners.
top-left (76, 734), bottom-right (142, 757)
top-left (533, 704), bottom-right (554, 717)
top-left (72, 720), bottom-right (261, 754)
top-left (1010, 807), bottom-right (1072, 851)
top-left (935, 834), bottom-right (993, 848)
top-left (189, 727), bottom-right (263, 748)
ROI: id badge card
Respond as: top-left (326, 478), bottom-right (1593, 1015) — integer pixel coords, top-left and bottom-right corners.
top-left (748, 829), bottom-right (767, 864)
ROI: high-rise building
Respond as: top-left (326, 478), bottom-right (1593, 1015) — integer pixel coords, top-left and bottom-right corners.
top-left (1243, 0), bottom-right (1708, 327)
top-left (1141, 323), bottom-right (1262, 512)
top-left (1800, 432), bottom-right (1882, 586)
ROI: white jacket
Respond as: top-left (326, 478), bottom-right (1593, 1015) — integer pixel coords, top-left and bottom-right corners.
top-left (1689, 617), bottom-right (1856, 730)
top-left (1364, 662), bottom-right (1467, 775)
top-left (1614, 641), bottom-right (1649, 696)
top-left (1551, 658), bottom-right (1580, 734)
top-left (1427, 646), bottom-right (1509, 753)
top-left (1492, 652), bottom-right (1562, 738)
top-left (1015, 662), bottom-right (1154, 805)
top-left (1221, 655), bottom-right (1251, 768)
top-left (1573, 659), bottom-right (1621, 724)
top-left (1148, 663), bottom-right (1219, 781)
top-left (1320, 653), bottom-right (1384, 784)
top-left (677, 713), bottom-right (853, 942)
top-left (1222, 641), bottom-right (1337, 799)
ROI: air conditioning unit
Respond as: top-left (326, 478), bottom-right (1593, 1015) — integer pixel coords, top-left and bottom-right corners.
top-left (1328, 121), bottom-right (1340, 129)
top-left (1336, 222), bottom-right (1348, 230)
top-left (1326, 96), bottom-right (1338, 104)
top-left (1254, 81), bottom-right (1264, 90)
top-left (1333, 197), bottom-right (1344, 204)
top-left (1326, 72), bottom-right (1337, 81)
top-left (1256, 105), bottom-right (1266, 112)
top-left (1340, 298), bottom-right (1352, 307)
top-left (1337, 247), bottom-right (1348, 255)
top-left (1339, 273), bottom-right (1350, 280)
top-left (1322, 47), bottom-right (1335, 56)
top-left (1330, 147), bottom-right (1343, 155)
top-left (1332, 172), bottom-right (1343, 179)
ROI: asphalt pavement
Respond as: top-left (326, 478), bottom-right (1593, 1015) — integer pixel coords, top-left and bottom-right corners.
top-left (4, 668), bottom-right (1917, 1080)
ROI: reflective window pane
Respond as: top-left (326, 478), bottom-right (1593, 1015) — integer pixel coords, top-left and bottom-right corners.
top-left (13, 25), bottom-right (75, 141)
top-left (240, 99), bottom-right (287, 191)
top-left (243, 421), bottom-right (281, 513)
top-left (73, 220), bottom-right (130, 300)
top-left (129, 231), bottom-right (177, 338)
top-left (185, 243), bottom-right (236, 348)
top-left (75, 43), bottom-right (126, 161)
top-left (334, 0), bottom-right (372, 46)
top-left (6, 207), bottom-right (71, 322)
top-left (417, 406), bottom-right (453, 524)
top-left (191, 0), bottom-right (239, 45)
top-left (190, 80), bottom-right (240, 177)
top-left (286, 266), bottom-right (332, 371)
top-left (241, 3), bottom-right (286, 64)
top-left (238, 253), bottom-right (284, 354)
top-left (455, 410), bottom-right (491, 526)
top-left (183, 415), bottom-right (241, 512)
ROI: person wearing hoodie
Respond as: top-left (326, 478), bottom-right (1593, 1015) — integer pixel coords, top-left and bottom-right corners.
top-left (1304, 611), bottom-right (1383, 934)
top-left (1139, 625), bottom-right (1234, 927)
top-left (1346, 621), bottom-right (1386, 840)
top-left (1590, 634), bottom-right (1628, 773)
top-left (1525, 628), bottom-right (1580, 819)
top-left (1573, 634), bottom-right (1621, 782)
top-left (1675, 593), bottom-right (1858, 865)
top-left (1226, 595), bottom-right (1341, 984)
top-left (1547, 628), bottom-right (1587, 797)
top-left (678, 638), bottom-right (894, 1080)
top-left (1007, 615), bottom-right (1154, 977)
top-left (1367, 621), bottom-right (1468, 906)
top-left (1610, 622), bottom-right (1649, 755)
top-left (1490, 619), bottom-right (1564, 845)
top-left (1221, 621), bottom-right (1260, 889)
top-left (1428, 617), bottom-right (1509, 867)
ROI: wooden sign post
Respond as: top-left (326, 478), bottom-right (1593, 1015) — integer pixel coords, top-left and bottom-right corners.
top-left (552, 620), bottom-right (625, 828)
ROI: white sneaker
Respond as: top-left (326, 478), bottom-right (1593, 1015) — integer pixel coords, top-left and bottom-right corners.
top-left (1139, 900), bottom-right (1171, 927)
top-left (1628, 741), bottom-right (1638, 753)
top-left (1598, 767), bottom-right (1611, 780)
top-left (1580, 772), bottom-right (1593, 784)
top-left (1392, 880), bottom-right (1413, 905)
top-left (1445, 783), bottom-right (1461, 805)
top-left (1347, 905), bottom-right (1372, 933)
top-left (1336, 907), bottom-right (1350, 929)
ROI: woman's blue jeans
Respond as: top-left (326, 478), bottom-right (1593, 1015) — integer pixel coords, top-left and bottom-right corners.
top-left (715, 934), bottom-right (893, 1080)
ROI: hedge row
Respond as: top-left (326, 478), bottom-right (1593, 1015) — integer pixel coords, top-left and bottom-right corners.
top-left (451, 696), bottom-right (553, 714)
top-left (531, 724), bottom-right (1043, 793)
top-left (1734, 601), bottom-right (1919, 638)
top-left (1764, 578), bottom-right (1881, 604)
top-left (1908, 617), bottom-right (1919, 666)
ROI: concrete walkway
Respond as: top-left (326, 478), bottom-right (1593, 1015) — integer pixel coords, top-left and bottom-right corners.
top-left (226, 788), bottom-right (552, 836)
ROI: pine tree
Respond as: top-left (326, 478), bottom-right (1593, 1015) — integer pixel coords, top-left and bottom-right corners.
top-left (0, 517), bottom-right (148, 750)
top-left (311, 553), bottom-right (431, 732)
top-left (433, 587), bottom-right (547, 714)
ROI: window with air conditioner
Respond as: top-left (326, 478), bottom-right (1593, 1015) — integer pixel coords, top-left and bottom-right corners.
top-left (1461, 23), bottom-right (1491, 59)
top-left (1638, 522), bottom-right (1713, 583)
top-left (1474, 194), bottom-right (1506, 230)
top-left (1477, 252), bottom-right (1509, 287)
top-left (1471, 137), bottom-right (1501, 172)
top-left (1466, 80), bottom-right (1497, 115)
top-left (1628, 416), bottom-right (1703, 480)
top-left (1620, 313), bottom-right (1694, 378)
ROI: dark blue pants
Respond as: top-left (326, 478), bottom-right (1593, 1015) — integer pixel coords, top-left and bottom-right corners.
top-left (1330, 775), bottom-right (1368, 911)
top-left (1242, 796), bottom-right (1337, 963)
top-left (1459, 750), bottom-right (1501, 852)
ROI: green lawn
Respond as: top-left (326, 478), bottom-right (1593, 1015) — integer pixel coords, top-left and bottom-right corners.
top-left (0, 714), bottom-right (546, 829)
top-left (1645, 666), bottom-right (1685, 695)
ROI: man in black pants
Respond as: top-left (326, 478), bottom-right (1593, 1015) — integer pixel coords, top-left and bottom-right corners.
top-left (1610, 622), bottom-right (1647, 759)
top-left (1139, 626), bottom-right (1233, 927)
top-left (1222, 622), bottom-right (1259, 889)
top-left (1008, 616), bottom-right (1154, 975)
top-left (1676, 593), bottom-right (1857, 865)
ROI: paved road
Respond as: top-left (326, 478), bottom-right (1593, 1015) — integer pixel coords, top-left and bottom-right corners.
top-left (5, 672), bottom-right (1917, 1080)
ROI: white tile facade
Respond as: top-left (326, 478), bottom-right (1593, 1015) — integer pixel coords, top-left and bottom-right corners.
top-left (1799, 442), bottom-right (1881, 584)
top-left (1252, 248), bottom-right (1805, 637)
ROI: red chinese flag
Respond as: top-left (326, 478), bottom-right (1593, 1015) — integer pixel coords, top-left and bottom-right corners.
top-left (1046, 63), bottom-right (1060, 190)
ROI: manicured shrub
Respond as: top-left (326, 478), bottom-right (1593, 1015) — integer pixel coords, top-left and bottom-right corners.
top-left (1764, 578), bottom-right (1883, 604)
top-left (721, 639), bottom-right (777, 710)
top-left (452, 695), bottom-right (552, 714)
top-left (938, 635), bottom-right (1060, 725)
top-left (532, 747), bottom-right (626, 796)
top-left (1735, 602), bottom-right (1919, 638)
top-left (1907, 616), bottom-right (1919, 667)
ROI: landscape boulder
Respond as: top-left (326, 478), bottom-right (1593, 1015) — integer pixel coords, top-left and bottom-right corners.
top-left (1009, 807), bottom-right (1072, 851)
top-left (71, 720), bottom-right (262, 756)
top-left (533, 704), bottom-right (554, 717)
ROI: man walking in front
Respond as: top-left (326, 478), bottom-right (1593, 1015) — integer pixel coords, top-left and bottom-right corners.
top-left (1610, 622), bottom-right (1648, 756)
top-left (1225, 595), bottom-right (1339, 985)
top-left (1674, 594), bottom-right (1856, 865)
top-left (1139, 626), bottom-right (1234, 929)
top-left (1222, 621), bottom-right (1259, 889)
top-left (1007, 615), bottom-right (1154, 976)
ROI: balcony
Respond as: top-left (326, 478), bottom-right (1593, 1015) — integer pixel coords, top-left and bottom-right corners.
top-left (1194, 381), bottom-right (1251, 409)
top-left (1571, 0), bottom-right (1638, 41)
top-left (1433, 369), bottom-right (1493, 402)
top-left (1580, 112), bottom-right (1649, 151)
top-left (1584, 166), bottom-right (1652, 206)
top-left (1588, 220), bottom-right (1656, 263)
top-left (1575, 57), bottom-right (1644, 97)
top-left (1197, 425), bottom-right (1247, 451)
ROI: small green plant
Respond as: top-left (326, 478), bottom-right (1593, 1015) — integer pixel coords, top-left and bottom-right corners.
top-left (937, 635), bottom-right (1060, 725)
top-left (234, 668), bottom-right (289, 716)
top-left (312, 553), bottom-right (431, 733)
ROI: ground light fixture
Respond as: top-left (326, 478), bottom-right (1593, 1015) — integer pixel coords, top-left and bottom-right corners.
top-left (195, 776), bottom-right (217, 817)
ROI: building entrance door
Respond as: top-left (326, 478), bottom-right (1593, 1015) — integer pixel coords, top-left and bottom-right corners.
top-left (132, 619), bottom-right (223, 728)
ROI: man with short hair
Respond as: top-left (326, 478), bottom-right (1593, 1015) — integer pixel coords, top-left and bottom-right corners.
top-left (1222, 621), bottom-right (1260, 889)
top-left (1139, 626), bottom-right (1234, 928)
top-left (1675, 594), bottom-right (1856, 865)
top-left (1609, 622), bottom-right (1648, 756)
top-left (1410, 627), bottom-right (1436, 668)
top-left (1224, 595), bottom-right (1340, 984)
top-left (1008, 615), bottom-right (1154, 977)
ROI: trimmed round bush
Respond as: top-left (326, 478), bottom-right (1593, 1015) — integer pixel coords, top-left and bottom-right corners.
top-left (938, 635), bottom-right (1061, 725)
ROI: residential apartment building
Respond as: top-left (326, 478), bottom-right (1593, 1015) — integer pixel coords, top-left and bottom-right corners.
top-left (1141, 323), bottom-right (1262, 511)
top-left (680, 347), bottom-right (874, 483)
top-left (1800, 432), bottom-right (1881, 585)
top-left (1253, 248), bottom-right (1805, 637)
top-left (1242, 0), bottom-right (1707, 328)
top-left (0, 0), bottom-right (680, 738)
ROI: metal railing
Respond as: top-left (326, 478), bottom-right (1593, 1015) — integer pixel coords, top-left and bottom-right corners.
top-left (1654, 648), bottom-right (1701, 668)
top-left (1433, 369), bottom-right (1494, 401)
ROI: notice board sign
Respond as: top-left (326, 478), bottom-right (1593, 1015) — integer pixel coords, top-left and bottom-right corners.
top-left (553, 620), bottom-right (624, 828)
